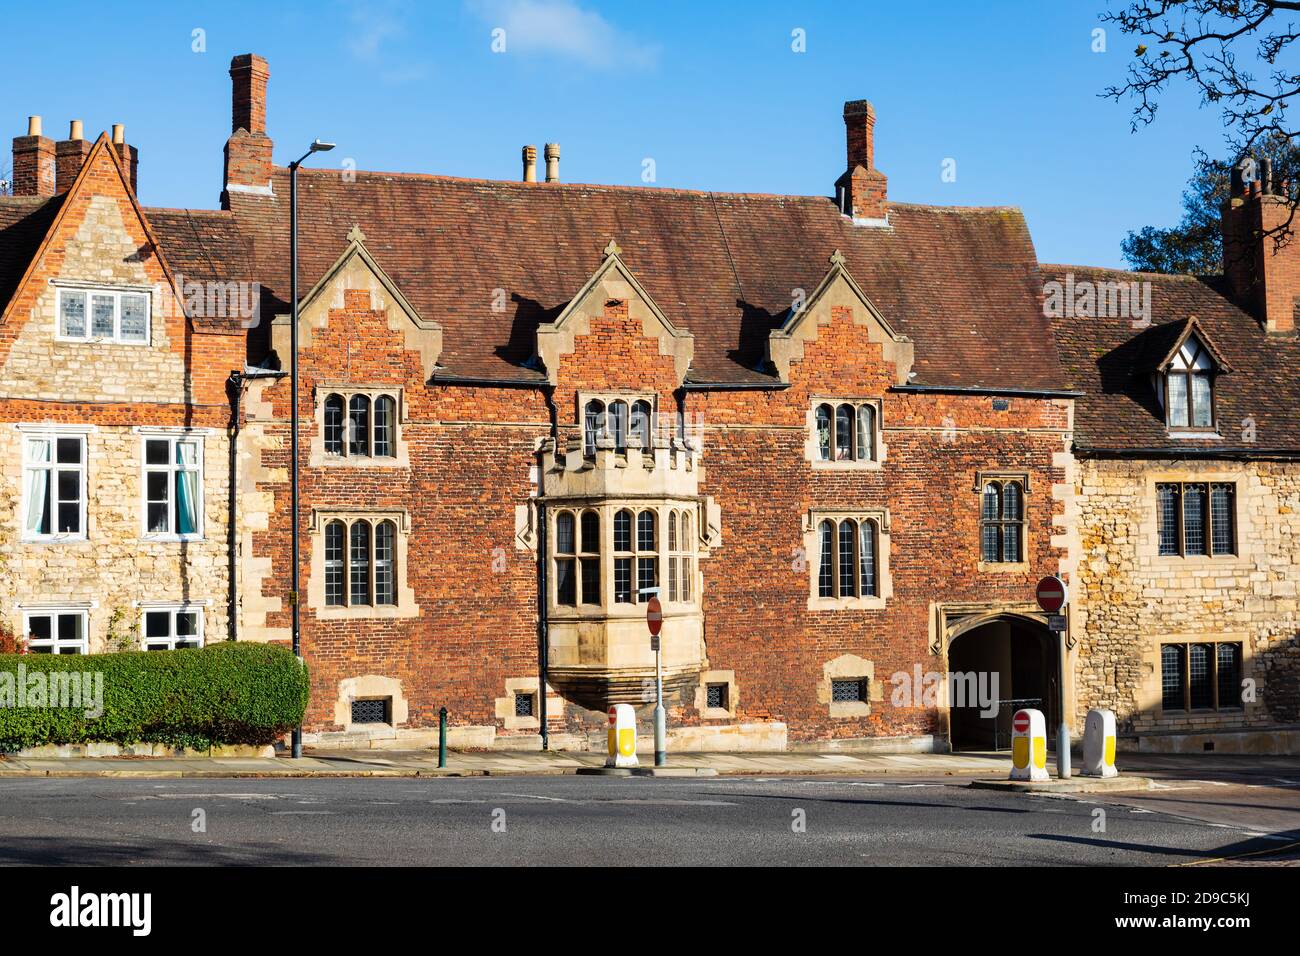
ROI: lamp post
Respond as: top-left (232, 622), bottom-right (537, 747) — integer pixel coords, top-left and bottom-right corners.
top-left (289, 139), bottom-right (334, 759)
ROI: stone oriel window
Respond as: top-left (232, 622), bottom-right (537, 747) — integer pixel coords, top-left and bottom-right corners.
top-left (311, 511), bottom-right (416, 618)
top-left (980, 479), bottom-right (1024, 563)
top-left (1160, 641), bottom-right (1243, 712)
top-left (813, 400), bottom-right (879, 464)
top-left (554, 508), bottom-right (601, 606)
top-left (1156, 482), bottom-right (1235, 557)
top-left (318, 388), bottom-right (401, 464)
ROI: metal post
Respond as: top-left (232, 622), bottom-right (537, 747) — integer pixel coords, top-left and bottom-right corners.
top-left (653, 639), bottom-right (666, 766)
top-left (438, 706), bottom-right (448, 768)
top-left (289, 160), bottom-right (302, 760)
top-left (1057, 629), bottom-right (1071, 779)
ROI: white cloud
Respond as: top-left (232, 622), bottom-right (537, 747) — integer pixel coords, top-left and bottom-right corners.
top-left (471, 0), bottom-right (659, 70)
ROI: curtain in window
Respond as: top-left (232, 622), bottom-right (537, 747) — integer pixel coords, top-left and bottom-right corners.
top-left (856, 405), bottom-right (874, 460)
top-left (815, 405), bottom-right (832, 461)
top-left (175, 441), bottom-right (199, 535)
top-left (24, 438), bottom-right (50, 535)
top-left (584, 401), bottom-right (605, 456)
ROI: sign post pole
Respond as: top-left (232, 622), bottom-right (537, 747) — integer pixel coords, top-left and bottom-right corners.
top-left (645, 591), bottom-right (666, 767)
top-left (1035, 575), bottom-right (1070, 780)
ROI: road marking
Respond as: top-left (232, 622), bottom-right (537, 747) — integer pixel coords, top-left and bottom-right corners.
top-left (268, 810), bottom-right (334, 815)
top-left (1173, 838), bottom-right (1300, 867)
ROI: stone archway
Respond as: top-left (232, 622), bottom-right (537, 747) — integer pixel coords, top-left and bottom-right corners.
top-left (944, 612), bottom-right (1059, 752)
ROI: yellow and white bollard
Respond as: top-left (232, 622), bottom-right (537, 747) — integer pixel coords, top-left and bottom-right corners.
top-left (1080, 708), bottom-right (1118, 777)
top-left (1009, 708), bottom-right (1049, 782)
top-left (605, 704), bottom-right (639, 768)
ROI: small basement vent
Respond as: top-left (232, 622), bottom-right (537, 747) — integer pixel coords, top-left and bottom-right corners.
top-left (831, 679), bottom-right (866, 703)
top-left (514, 692), bottom-right (535, 718)
top-left (351, 698), bottom-right (390, 725)
top-left (706, 683), bottom-right (728, 710)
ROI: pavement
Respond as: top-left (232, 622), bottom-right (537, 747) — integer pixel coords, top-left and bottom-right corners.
top-left (0, 747), bottom-right (1017, 778)
top-left (0, 771), bottom-right (1292, 866)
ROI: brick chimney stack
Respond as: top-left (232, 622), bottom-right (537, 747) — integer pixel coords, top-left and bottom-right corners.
top-left (55, 120), bottom-right (91, 194)
top-left (112, 123), bottom-right (139, 195)
top-left (836, 99), bottom-right (888, 223)
top-left (223, 54), bottom-right (274, 206)
top-left (11, 115), bottom-right (56, 197)
top-left (1223, 157), bottom-right (1299, 335)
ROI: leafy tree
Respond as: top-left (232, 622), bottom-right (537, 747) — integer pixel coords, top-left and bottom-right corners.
top-left (1122, 134), bottom-right (1300, 273)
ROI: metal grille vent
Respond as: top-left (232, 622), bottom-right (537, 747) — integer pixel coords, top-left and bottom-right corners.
top-left (514, 693), bottom-right (534, 718)
top-left (831, 679), bottom-right (865, 703)
top-left (351, 698), bottom-right (389, 724)
top-left (706, 683), bottom-right (727, 710)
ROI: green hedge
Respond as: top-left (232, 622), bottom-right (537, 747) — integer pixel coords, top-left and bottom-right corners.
top-left (0, 642), bottom-right (309, 751)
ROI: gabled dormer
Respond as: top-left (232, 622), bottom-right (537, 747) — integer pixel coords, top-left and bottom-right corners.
top-left (1153, 317), bottom-right (1231, 435)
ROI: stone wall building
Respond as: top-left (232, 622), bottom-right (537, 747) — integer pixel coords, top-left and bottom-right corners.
top-left (0, 54), bottom-right (1296, 754)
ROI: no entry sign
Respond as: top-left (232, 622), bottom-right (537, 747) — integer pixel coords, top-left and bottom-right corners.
top-left (1013, 711), bottom-right (1031, 734)
top-left (1035, 575), bottom-right (1068, 614)
top-left (646, 596), bottom-right (663, 636)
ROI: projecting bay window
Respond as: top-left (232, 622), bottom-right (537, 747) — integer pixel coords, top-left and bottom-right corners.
top-left (22, 433), bottom-right (86, 541)
top-left (1156, 482), bottom-right (1235, 557)
top-left (143, 435), bottom-right (203, 539)
top-left (321, 390), bottom-right (399, 461)
top-left (1160, 641), bottom-right (1243, 712)
top-left (552, 504), bottom-right (695, 610)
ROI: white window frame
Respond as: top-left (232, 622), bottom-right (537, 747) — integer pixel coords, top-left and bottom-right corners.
top-left (140, 605), bottom-right (205, 651)
top-left (22, 607), bottom-right (90, 654)
top-left (140, 432), bottom-right (205, 541)
top-left (55, 285), bottom-right (152, 346)
top-left (20, 430), bottom-right (88, 543)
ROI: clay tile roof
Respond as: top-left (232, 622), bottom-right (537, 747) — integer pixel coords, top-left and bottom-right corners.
top-left (216, 168), bottom-right (1068, 390)
top-left (1043, 264), bottom-right (1300, 453)
top-left (146, 208), bottom-right (256, 333)
top-left (0, 195), bottom-right (64, 317)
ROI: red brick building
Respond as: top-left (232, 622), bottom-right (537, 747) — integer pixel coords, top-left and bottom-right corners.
top-left (2, 54), bottom-right (1297, 754)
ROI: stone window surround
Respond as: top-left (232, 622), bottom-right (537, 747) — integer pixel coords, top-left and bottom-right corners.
top-left (694, 669), bottom-right (738, 720)
top-left (51, 280), bottom-right (153, 347)
top-left (1153, 478), bottom-right (1239, 559)
top-left (817, 654), bottom-right (885, 718)
top-left (803, 508), bottom-right (892, 610)
top-left (1143, 469), bottom-right (1248, 567)
top-left (309, 384), bottom-right (409, 469)
top-left (975, 470), bottom-right (1030, 573)
top-left (547, 498), bottom-right (701, 615)
top-left (1142, 632), bottom-right (1257, 723)
top-left (805, 396), bottom-right (886, 470)
top-left (307, 509), bottom-right (420, 620)
top-left (17, 423), bottom-right (94, 544)
top-left (493, 677), bottom-right (564, 731)
top-left (333, 674), bottom-right (409, 732)
top-left (136, 426), bottom-right (210, 543)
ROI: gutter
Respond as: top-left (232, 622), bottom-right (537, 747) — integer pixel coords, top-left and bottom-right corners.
top-left (890, 384), bottom-right (1085, 399)
top-left (1074, 445), bottom-right (1300, 462)
top-left (429, 371), bottom-right (548, 389)
top-left (682, 380), bottom-right (789, 391)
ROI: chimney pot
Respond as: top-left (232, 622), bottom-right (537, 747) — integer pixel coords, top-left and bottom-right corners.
top-left (544, 143), bottom-right (560, 183)
top-left (112, 124), bottom-right (125, 145)
top-left (27, 115), bottom-right (41, 137)
top-left (69, 119), bottom-right (84, 141)
top-left (522, 144), bottom-right (537, 183)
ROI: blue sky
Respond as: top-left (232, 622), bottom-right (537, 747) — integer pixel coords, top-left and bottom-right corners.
top-left (3, 0), bottom-right (1229, 267)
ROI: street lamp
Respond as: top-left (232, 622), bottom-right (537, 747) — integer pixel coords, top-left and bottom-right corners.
top-left (288, 139), bottom-right (334, 759)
